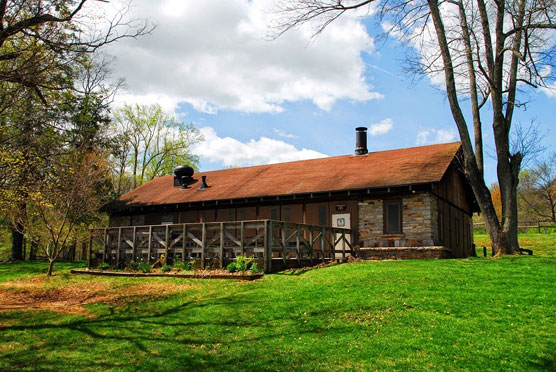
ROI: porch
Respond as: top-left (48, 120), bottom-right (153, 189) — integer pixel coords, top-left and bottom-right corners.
top-left (88, 220), bottom-right (354, 273)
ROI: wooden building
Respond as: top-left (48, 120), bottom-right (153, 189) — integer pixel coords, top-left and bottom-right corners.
top-left (108, 129), bottom-right (478, 260)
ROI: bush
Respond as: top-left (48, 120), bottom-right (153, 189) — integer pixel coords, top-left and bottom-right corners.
top-left (235, 255), bottom-right (253, 272)
top-left (128, 260), bottom-right (141, 271)
top-left (174, 260), bottom-right (194, 272)
top-left (138, 261), bottom-right (151, 273)
top-left (227, 262), bottom-right (237, 273)
top-left (250, 262), bottom-right (262, 273)
top-left (161, 265), bottom-right (171, 273)
top-left (228, 256), bottom-right (260, 273)
top-left (99, 263), bottom-right (109, 271)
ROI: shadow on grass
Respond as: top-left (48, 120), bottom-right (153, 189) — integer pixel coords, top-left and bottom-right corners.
top-left (0, 292), bottom-right (350, 372)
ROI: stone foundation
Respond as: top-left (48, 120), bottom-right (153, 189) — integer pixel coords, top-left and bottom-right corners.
top-left (358, 246), bottom-right (451, 260)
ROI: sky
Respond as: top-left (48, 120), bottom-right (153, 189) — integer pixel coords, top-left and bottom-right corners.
top-left (100, 0), bottom-right (555, 186)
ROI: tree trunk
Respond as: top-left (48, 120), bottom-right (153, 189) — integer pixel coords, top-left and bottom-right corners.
top-left (46, 259), bottom-right (55, 277)
top-left (10, 226), bottom-right (24, 261)
top-left (29, 240), bottom-right (37, 260)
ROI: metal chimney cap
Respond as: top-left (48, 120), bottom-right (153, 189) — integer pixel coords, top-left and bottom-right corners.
top-left (355, 126), bottom-right (368, 155)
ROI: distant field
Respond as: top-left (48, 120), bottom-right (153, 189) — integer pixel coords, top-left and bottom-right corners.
top-left (474, 232), bottom-right (556, 257)
top-left (0, 233), bottom-right (554, 371)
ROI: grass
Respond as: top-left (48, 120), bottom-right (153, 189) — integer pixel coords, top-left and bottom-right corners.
top-left (0, 234), bottom-right (555, 371)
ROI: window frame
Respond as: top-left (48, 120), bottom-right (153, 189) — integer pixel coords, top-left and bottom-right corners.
top-left (383, 199), bottom-right (403, 234)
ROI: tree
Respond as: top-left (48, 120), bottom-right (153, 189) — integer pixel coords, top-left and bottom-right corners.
top-left (271, 0), bottom-right (556, 255)
top-left (111, 103), bottom-right (203, 196)
top-left (21, 151), bottom-right (110, 276)
top-left (0, 57), bottom-right (116, 261)
top-left (0, 0), bottom-right (151, 260)
top-left (518, 154), bottom-right (556, 223)
top-left (0, 0), bottom-right (151, 113)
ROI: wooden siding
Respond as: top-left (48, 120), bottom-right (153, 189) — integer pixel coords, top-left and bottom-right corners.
top-left (436, 165), bottom-right (474, 258)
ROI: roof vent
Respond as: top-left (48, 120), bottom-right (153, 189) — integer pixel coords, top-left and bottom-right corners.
top-left (355, 127), bottom-right (368, 155)
top-left (173, 165), bottom-right (195, 189)
top-left (198, 175), bottom-right (209, 190)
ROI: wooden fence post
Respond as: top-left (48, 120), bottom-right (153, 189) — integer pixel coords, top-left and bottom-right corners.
top-left (342, 231), bottom-right (346, 261)
top-left (147, 226), bottom-right (152, 261)
top-left (88, 230), bottom-right (93, 269)
top-left (295, 224), bottom-right (301, 266)
top-left (201, 223), bottom-right (206, 269)
top-left (116, 227), bottom-right (122, 267)
top-left (164, 225), bottom-right (169, 265)
top-left (103, 229), bottom-right (108, 264)
top-left (219, 222), bottom-right (224, 268)
top-left (182, 224), bottom-right (187, 261)
top-left (282, 221), bottom-right (287, 265)
top-left (240, 221), bottom-right (245, 257)
top-left (320, 227), bottom-right (326, 263)
top-left (266, 221), bottom-right (273, 273)
top-left (264, 220), bottom-right (270, 273)
top-left (132, 226), bottom-right (137, 261)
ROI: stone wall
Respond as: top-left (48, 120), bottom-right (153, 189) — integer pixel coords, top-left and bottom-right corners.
top-left (358, 192), bottom-right (438, 248)
top-left (358, 246), bottom-right (450, 260)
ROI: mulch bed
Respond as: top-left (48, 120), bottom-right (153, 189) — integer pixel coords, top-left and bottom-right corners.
top-left (70, 269), bottom-right (264, 281)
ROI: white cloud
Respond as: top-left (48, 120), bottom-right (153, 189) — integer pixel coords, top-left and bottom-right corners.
top-left (369, 118), bottom-right (394, 136)
top-left (416, 128), bottom-right (457, 145)
top-left (273, 128), bottom-right (299, 139)
top-left (105, 0), bottom-right (382, 114)
top-left (194, 127), bottom-right (327, 167)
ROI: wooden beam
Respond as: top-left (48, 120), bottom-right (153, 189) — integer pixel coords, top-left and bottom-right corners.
top-left (296, 224), bottom-right (301, 266)
top-left (240, 221), bottom-right (245, 256)
top-left (201, 223), bottom-right (206, 269)
top-left (117, 227), bottom-right (122, 267)
top-left (132, 226), bottom-right (137, 260)
top-left (219, 222), bottom-right (224, 268)
top-left (147, 226), bottom-right (152, 261)
top-left (164, 225), bottom-right (169, 264)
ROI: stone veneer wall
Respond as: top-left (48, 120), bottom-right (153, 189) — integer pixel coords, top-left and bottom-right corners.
top-left (358, 192), bottom-right (438, 248)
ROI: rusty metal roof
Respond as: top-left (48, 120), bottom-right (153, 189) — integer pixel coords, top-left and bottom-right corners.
top-left (119, 142), bottom-right (461, 206)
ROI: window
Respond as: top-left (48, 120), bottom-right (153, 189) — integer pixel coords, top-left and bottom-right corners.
top-left (238, 208), bottom-right (246, 221)
top-left (318, 205), bottom-right (327, 226)
top-left (161, 215), bottom-right (174, 225)
top-left (383, 200), bottom-right (402, 234)
top-left (270, 207), bottom-right (278, 221)
top-left (283, 207), bottom-right (291, 221)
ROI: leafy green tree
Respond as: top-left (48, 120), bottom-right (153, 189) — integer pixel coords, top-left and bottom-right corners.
top-left (111, 103), bottom-right (203, 195)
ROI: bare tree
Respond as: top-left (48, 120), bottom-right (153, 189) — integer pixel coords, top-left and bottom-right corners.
top-left (518, 153), bottom-right (556, 223)
top-left (271, 0), bottom-right (556, 255)
top-left (0, 0), bottom-right (153, 113)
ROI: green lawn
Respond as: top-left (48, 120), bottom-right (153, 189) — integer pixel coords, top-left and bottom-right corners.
top-left (0, 235), bottom-right (555, 371)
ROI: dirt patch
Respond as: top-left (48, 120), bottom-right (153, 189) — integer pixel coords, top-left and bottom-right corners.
top-left (0, 279), bottom-right (196, 316)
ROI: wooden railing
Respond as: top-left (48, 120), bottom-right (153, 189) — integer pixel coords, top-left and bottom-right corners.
top-left (88, 220), bottom-right (354, 273)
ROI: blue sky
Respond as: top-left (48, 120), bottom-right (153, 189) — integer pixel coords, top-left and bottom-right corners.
top-left (104, 0), bottom-right (555, 186)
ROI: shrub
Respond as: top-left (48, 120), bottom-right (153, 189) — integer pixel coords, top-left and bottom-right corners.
top-left (99, 263), bottom-right (109, 271)
top-left (250, 262), bottom-right (262, 273)
top-left (128, 260), bottom-right (141, 271)
top-left (161, 265), bottom-right (171, 273)
top-left (138, 261), bottom-right (151, 273)
top-left (235, 255), bottom-right (253, 272)
top-left (227, 262), bottom-right (238, 273)
top-left (174, 260), bottom-right (195, 272)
